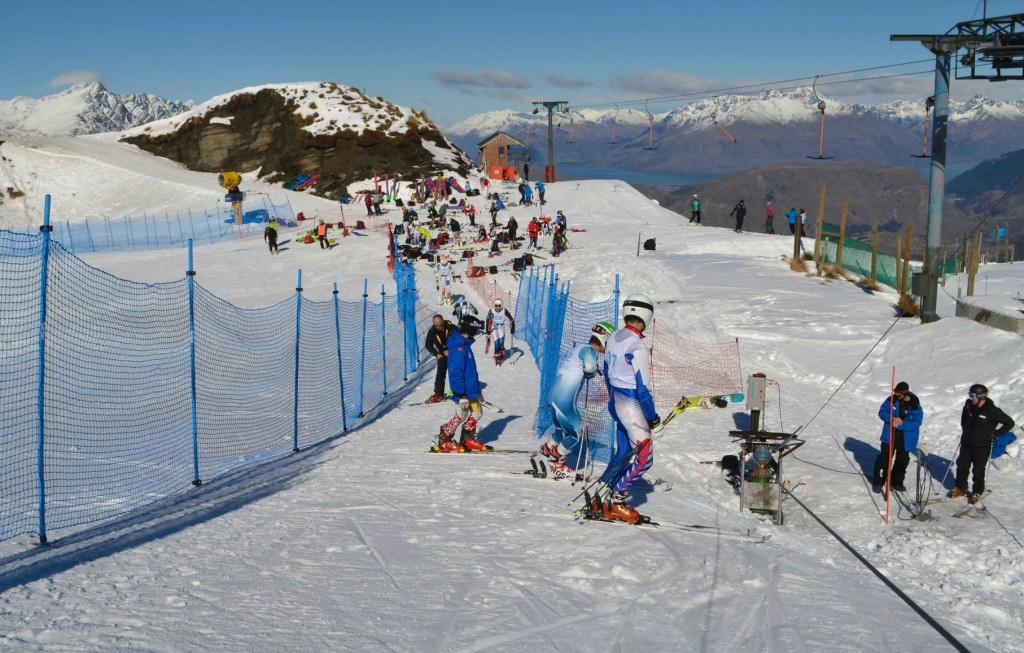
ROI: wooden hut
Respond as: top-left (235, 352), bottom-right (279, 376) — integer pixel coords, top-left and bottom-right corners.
top-left (477, 131), bottom-right (525, 181)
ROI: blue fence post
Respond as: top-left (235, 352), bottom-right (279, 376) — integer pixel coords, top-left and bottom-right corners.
top-left (63, 221), bottom-right (75, 254)
top-left (165, 212), bottom-right (174, 248)
top-left (104, 216), bottom-right (114, 250)
top-left (613, 274), bottom-right (620, 327)
top-left (125, 216), bottom-right (135, 251)
top-left (333, 283), bottom-right (348, 432)
top-left (399, 271), bottom-right (409, 381)
top-left (381, 285), bottom-right (388, 398)
top-left (176, 212), bottom-right (186, 247)
top-left (35, 195), bottom-right (53, 544)
top-left (358, 279), bottom-right (368, 418)
top-left (293, 270), bottom-right (303, 452)
top-left (187, 240), bottom-right (201, 485)
top-left (84, 218), bottom-right (96, 252)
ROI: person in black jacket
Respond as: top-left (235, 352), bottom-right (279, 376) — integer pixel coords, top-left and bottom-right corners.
top-left (425, 314), bottom-right (456, 403)
top-left (730, 199), bottom-right (747, 233)
top-left (950, 384), bottom-right (1016, 503)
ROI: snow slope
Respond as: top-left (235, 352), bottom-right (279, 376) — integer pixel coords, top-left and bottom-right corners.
top-left (1, 178), bottom-right (1022, 652)
top-left (0, 134), bottom-right (348, 230)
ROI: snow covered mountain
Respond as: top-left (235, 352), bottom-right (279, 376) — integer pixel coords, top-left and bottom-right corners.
top-left (120, 82), bottom-right (472, 199)
top-left (447, 88), bottom-right (1024, 176)
top-left (0, 83), bottom-right (193, 137)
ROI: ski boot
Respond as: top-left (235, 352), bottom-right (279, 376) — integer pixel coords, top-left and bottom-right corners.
top-left (603, 491), bottom-right (642, 524)
top-left (459, 418), bottom-right (488, 451)
top-left (426, 394), bottom-right (445, 404)
top-left (550, 459), bottom-right (574, 479)
top-left (540, 441), bottom-right (559, 461)
top-left (948, 487), bottom-right (968, 499)
top-left (433, 417), bottom-right (463, 453)
top-left (494, 349), bottom-right (504, 366)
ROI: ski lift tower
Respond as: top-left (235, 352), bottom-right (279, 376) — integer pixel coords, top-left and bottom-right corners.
top-left (891, 12), bottom-right (1024, 323)
top-left (532, 100), bottom-right (568, 182)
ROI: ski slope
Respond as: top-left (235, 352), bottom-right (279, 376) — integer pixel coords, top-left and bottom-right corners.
top-left (1, 176), bottom-right (1022, 652)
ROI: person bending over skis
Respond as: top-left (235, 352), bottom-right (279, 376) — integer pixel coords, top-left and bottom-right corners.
top-left (540, 322), bottom-right (613, 477)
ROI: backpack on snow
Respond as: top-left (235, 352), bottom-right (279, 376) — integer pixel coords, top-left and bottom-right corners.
top-left (643, 238), bottom-right (656, 251)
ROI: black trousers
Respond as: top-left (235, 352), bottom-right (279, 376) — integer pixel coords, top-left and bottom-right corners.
top-left (433, 356), bottom-right (448, 396)
top-left (955, 443), bottom-right (990, 495)
top-left (873, 429), bottom-right (909, 486)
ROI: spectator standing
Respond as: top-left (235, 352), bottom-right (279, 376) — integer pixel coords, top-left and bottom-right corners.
top-left (730, 200), bottom-right (747, 233)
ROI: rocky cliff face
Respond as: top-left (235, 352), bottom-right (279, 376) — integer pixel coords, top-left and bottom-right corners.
top-left (120, 82), bottom-right (471, 199)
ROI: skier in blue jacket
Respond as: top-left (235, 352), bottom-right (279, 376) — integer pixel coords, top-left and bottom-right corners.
top-left (539, 322), bottom-right (613, 477)
top-left (534, 181), bottom-right (546, 205)
top-left (436, 315), bottom-right (487, 452)
top-left (872, 381), bottom-right (924, 494)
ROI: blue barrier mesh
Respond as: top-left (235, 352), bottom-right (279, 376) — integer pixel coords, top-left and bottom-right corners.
top-left (193, 287), bottom-right (295, 478)
top-left (0, 227), bottom-right (423, 543)
top-left (44, 242), bottom-right (194, 532)
top-left (513, 265), bottom-right (617, 466)
top-left (49, 196), bottom-right (298, 254)
top-left (0, 232), bottom-right (43, 539)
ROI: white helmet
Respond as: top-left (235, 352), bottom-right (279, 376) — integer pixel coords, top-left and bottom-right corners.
top-left (622, 294), bottom-right (653, 330)
top-left (494, 299), bottom-right (503, 310)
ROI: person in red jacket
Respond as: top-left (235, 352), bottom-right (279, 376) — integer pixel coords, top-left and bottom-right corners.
top-left (527, 217), bottom-right (541, 250)
top-left (764, 201), bottom-right (776, 234)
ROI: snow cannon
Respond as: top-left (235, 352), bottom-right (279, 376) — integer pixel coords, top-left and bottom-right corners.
top-left (218, 172), bottom-right (242, 190)
top-left (728, 429), bottom-right (804, 526)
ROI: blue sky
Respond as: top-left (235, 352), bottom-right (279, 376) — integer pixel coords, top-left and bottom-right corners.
top-left (1, 0), bottom-right (1017, 125)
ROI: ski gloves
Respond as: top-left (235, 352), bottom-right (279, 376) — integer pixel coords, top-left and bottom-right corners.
top-left (648, 416), bottom-right (664, 440)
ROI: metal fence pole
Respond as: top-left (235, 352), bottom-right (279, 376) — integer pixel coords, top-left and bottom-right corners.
top-left (187, 240), bottom-right (201, 485)
top-left (36, 195), bottom-right (53, 544)
top-left (358, 279), bottom-right (368, 418)
top-left (333, 283), bottom-right (348, 432)
top-left (381, 285), bottom-right (388, 397)
top-left (293, 270), bottom-right (303, 452)
top-left (613, 274), bottom-right (620, 327)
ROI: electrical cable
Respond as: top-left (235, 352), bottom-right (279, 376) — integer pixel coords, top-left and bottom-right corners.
top-left (784, 488), bottom-right (974, 653)
top-left (574, 60), bottom-right (934, 111)
top-left (796, 313), bottom-right (904, 436)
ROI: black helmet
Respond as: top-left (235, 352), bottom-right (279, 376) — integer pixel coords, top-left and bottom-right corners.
top-left (969, 383), bottom-right (988, 398)
top-left (460, 315), bottom-right (483, 337)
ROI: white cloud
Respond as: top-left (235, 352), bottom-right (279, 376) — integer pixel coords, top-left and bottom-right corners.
top-left (608, 69), bottom-right (718, 96)
top-left (48, 70), bottom-right (110, 88)
top-left (545, 74), bottom-right (593, 89)
top-left (432, 69), bottom-right (531, 90)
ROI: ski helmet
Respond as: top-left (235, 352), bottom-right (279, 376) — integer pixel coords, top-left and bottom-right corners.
top-left (591, 321), bottom-right (614, 347)
top-left (968, 383), bottom-right (988, 398)
top-left (622, 294), bottom-right (654, 330)
top-left (494, 299), bottom-right (503, 310)
top-left (460, 315), bottom-right (483, 337)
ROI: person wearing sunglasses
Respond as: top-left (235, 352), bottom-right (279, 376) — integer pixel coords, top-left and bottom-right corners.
top-left (872, 381), bottom-right (923, 495)
top-left (950, 384), bottom-right (1016, 504)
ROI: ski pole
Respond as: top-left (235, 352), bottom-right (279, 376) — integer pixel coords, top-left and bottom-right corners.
top-left (938, 441), bottom-right (960, 491)
top-left (568, 394), bottom-right (690, 506)
top-left (572, 378), bottom-right (591, 479)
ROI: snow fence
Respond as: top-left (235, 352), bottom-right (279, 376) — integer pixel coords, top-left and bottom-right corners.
top-left (47, 195), bottom-right (297, 254)
top-left (0, 206), bottom-right (423, 544)
top-left (513, 265), bottom-right (744, 469)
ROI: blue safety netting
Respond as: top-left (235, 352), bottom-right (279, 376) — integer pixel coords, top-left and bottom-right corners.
top-left (513, 265), bottom-right (618, 465)
top-left (0, 231), bottom-right (43, 539)
top-left (0, 226), bottom-right (424, 543)
top-left (48, 195), bottom-right (297, 254)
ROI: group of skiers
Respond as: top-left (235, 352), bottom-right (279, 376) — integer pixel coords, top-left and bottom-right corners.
top-left (872, 381), bottom-right (1015, 506)
top-left (426, 293), bottom-right (662, 524)
top-left (687, 193), bottom-right (810, 235)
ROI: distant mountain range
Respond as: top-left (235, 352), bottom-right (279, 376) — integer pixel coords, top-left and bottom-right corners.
top-left (0, 83), bottom-right (194, 136)
top-left (447, 88), bottom-right (1024, 176)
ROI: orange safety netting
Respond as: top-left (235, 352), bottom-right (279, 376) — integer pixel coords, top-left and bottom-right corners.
top-left (465, 254), bottom-right (515, 311)
top-left (646, 320), bottom-right (743, 411)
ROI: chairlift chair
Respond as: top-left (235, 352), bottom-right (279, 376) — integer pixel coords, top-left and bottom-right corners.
top-left (807, 76), bottom-right (834, 160)
top-left (713, 97), bottom-right (738, 143)
top-left (911, 96), bottom-right (935, 159)
top-left (643, 99), bottom-right (658, 151)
